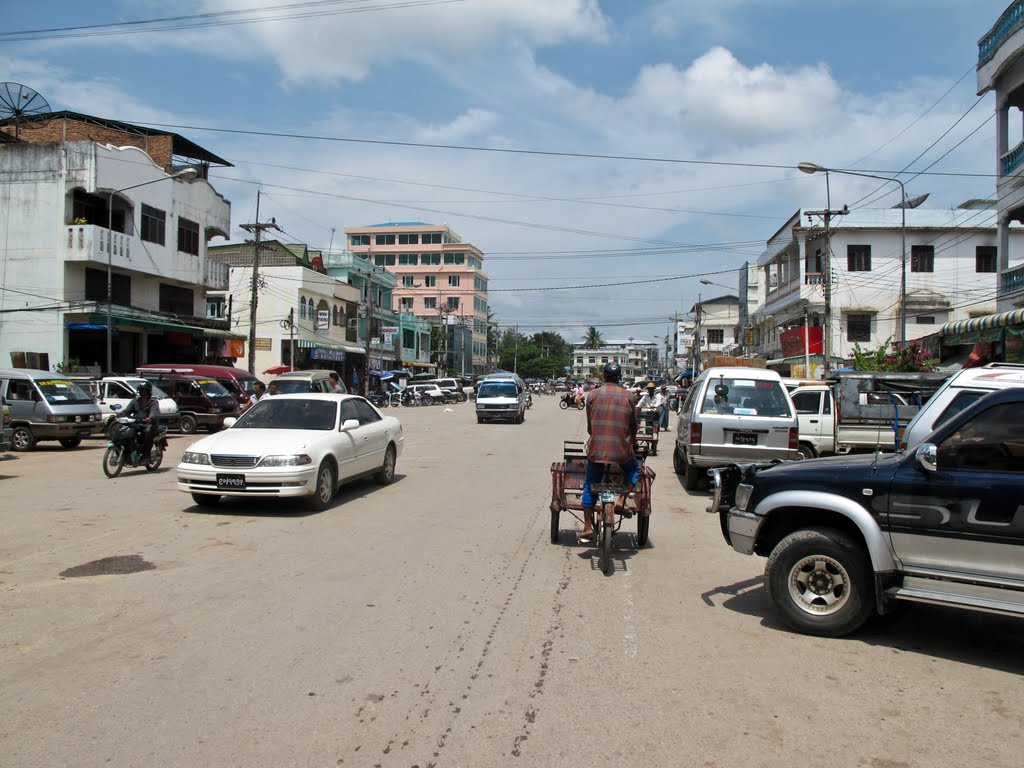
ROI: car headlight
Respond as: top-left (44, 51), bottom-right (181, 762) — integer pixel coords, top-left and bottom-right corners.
top-left (181, 451), bottom-right (211, 465)
top-left (258, 454), bottom-right (313, 467)
top-left (735, 483), bottom-right (754, 512)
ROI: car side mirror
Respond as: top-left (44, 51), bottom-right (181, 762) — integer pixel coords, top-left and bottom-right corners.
top-left (916, 443), bottom-right (937, 472)
top-left (340, 418), bottom-right (359, 431)
top-left (222, 417), bottom-right (237, 429)
top-left (111, 403), bottom-right (122, 411)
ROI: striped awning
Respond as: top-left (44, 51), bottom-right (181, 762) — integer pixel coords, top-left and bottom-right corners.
top-left (295, 339), bottom-right (366, 355)
top-left (941, 308), bottom-right (1024, 336)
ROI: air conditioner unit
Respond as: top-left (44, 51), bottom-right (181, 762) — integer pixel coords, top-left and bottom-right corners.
top-left (347, 318), bottom-right (358, 330)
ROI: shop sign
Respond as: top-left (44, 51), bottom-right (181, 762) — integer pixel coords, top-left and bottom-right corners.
top-left (254, 337), bottom-right (272, 351)
top-left (316, 310), bottom-right (330, 330)
top-left (311, 347), bottom-right (345, 362)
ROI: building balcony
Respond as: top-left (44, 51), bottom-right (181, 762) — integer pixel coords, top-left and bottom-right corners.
top-left (65, 225), bottom-right (228, 289)
top-left (999, 263), bottom-right (1024, 310)
top-left (804, 272), bottom-right (825, 285)
top-left (979, 0), bottom-right (1024, 71)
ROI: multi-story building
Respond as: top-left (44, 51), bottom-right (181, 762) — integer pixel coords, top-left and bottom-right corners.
top-left (977, 3), bottom-right (1024, 311)
top-left (343, 222), bottom-right (490, 374)
top-left (746, 206), bottom-right (1013, 371)
top-left (571, 340), bottom-right (658, 380)
top-left (692, 295), bottom-right (740, 372)
top-left (0, 112), bottom-right (234, 372)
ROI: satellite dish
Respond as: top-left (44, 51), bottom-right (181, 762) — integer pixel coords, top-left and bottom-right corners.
top-left (0, 83), bottom-right (51, 138)
top-left (894, 193), bottom-right (929, 210)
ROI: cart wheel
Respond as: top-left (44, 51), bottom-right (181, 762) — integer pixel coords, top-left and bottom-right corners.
top-left (651, 441), bottom-right (658, 457)
top-left (636, 514), bottom-right (650, 547)
top-left (600, 524), bottom-right (614, 574)
top-left (550, 509), bottom-right (560, 543)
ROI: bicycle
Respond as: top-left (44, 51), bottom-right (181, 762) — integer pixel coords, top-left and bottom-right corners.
top-left (588, 478), bottom-right (634, 574)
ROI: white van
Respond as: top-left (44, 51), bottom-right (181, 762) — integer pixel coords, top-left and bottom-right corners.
top-left (475, 375), bottom-right (526, 424)
top-left (93, 377), bottom-right (180, 434)
top-left (674, 366), bottom-right (799, 489)
top-left (901, 362), bottom-right (1024, 451)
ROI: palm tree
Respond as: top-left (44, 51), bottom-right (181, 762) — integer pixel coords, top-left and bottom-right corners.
top-left (583, 326), bottom-right (604, 349)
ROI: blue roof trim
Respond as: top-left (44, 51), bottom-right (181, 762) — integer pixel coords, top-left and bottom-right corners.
top-left (364, 221), bottom-right (433, 228)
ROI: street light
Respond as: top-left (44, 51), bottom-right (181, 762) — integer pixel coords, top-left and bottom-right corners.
top-left (699, 277), bottom-right (734, 291)
top-left (798, 162), bottom-right (908, 344)
top-left (106, 166), bottom-right (198, 372)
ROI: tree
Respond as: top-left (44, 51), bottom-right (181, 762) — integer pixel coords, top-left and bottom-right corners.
top-left (851, 338), bottom-right (937, 372)
top-left (582, 326), bottom-right (604, 349)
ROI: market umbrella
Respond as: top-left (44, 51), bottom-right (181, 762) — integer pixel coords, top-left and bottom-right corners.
top-left (263, 365), bottom-right (294, 375)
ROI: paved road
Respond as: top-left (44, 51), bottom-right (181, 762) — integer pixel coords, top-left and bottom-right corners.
top-left (2, 395), bottom-right (1023, 767)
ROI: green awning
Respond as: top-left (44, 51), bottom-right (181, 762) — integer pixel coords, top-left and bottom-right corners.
top-left (85, 312), bottom-right (242, 338)
top-left (202, 327), bottom-right (246, 340)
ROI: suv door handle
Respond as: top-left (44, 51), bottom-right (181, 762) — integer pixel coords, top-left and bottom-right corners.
top-left (809, 419), bottom-right (818, 423)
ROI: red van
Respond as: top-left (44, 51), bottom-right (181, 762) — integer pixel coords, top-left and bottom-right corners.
top-left (138, 364), bottom-right (261, 407)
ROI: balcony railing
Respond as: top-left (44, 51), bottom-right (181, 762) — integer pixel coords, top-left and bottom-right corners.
top-left (979, 0), bottom-right (1024, 66)
top-left (804, 272), bottom-right (825, 285)
top-left (203, 258), bottom-right (229, 290)
top-left (1002, 139), bottom-right (1024, 177)
top-left (65, 225), bottom-right (131, 262)
top-left (1001, 264), bottom-right (1024, 295)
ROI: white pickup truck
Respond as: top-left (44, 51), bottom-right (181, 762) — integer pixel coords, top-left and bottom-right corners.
top-left (786, 372), bottom-right (948, 459)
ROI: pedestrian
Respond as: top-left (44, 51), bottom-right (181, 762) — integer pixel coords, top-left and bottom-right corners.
top-left (328, 371), bottom-right (345, 393)
top-left (247, 381), bottom-right (266, 409)
top-left (267, 381), bottom-right (279, 396)
top-left (659, 385), bottom-right (671, 431)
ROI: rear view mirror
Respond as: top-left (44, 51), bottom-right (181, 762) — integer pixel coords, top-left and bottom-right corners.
top-left (340, 418), bottom-right (359, 431)
top-left (223, 417), bottom-right (237, 429)
top-left (916, 443), bottom-right (937, 472)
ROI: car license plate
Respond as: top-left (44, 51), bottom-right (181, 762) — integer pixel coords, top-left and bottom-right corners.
top-left (732, 432), bottom-right (758, 446)
top-left (216, 473), bottom-right (246, 490)
top-left (76, 427), bottom-right (92, 436)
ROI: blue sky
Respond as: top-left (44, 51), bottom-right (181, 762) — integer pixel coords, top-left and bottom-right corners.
top-left (0, 0), bottom-right (1012, 343)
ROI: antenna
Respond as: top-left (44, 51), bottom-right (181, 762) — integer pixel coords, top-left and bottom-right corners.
top-left (0, 83), bottom-right (51, 138)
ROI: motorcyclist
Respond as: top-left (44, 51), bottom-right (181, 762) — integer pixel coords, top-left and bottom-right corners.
top-left (123, 381), bottom-right (160, 461)
top-left (580, 362), bottom-right (641, 542)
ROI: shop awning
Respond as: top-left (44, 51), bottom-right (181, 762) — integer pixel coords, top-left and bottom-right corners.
top-left (295, 339), bottom-right (366, 355)
top-left (766, 354), bottom-right (837, 365)
top-left (203, 327), bottom-right (247, 340)
top-left (404, 361), bottom-right (435, 369)
top-left (79, 312), bottom-right (242, 338)
top-left (941, 308), bottom-right (1024, 337)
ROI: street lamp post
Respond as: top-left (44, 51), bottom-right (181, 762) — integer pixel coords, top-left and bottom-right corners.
top-left (106, 167), bottom-right (197, 373)
top-left (798, 162), bottom-right (908, 344)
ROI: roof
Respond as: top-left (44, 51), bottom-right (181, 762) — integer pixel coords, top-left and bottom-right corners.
top-left (362, 222), bottom-right (434, 228)
top-left (0, 111), bottom-right (232, 167)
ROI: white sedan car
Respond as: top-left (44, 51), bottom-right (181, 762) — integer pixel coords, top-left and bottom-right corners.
top-left (176, 393), bottom-right (403, 510)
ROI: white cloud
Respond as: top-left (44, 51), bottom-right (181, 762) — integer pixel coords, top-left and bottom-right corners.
top-left (414, 108), bottom-right (501, 144)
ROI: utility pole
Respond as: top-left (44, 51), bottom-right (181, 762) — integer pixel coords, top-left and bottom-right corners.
top-left (363, 265), bottom-right (375, 395)
top-left (280, 308), bottom-right (295, 372)
top-left (240, 191), bottom-right (281, 375)
top-left (805, 200), bottom-right (847, 376)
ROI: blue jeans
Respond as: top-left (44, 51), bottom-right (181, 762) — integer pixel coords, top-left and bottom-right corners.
top-left (581, 456), bottom-right (642, 509)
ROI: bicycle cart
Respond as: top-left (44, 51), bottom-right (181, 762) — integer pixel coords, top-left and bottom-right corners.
top-left (549, 441), bottom-right (656, 571)
top-left (635, 407), bottom-right (659, 457)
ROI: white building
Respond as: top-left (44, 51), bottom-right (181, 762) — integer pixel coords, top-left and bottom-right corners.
top-left (692, 295), bottom-right (740, 371)
top-left (747, 206), bottom-right (1013, 368)
top-left (0, 114), bottom-right (233, 372)
top-left (571, 339), bottom-right (659, 380)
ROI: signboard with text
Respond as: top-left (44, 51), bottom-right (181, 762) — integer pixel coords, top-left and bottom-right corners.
top-left (316, 310), bottom-right (330, 330)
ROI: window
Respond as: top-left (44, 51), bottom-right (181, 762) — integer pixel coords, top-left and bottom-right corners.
top-left (847, 313), bottom-right (871, 342)
top-left (299, 297), bottom-right (307, 320)
top-left (375, 234), bottom-right (396, 245)
top-left (159, 283), bottom-right (194, 315)
top-left (805, 249), bottom-right (823, 274)
top-left (976, 246), bottom-right (997, 273)
top-left (916, 316), bottom-right (935, 325)
top-left (400, 297), bottom-right (413, 311)
top-left (424, 297), bottom-right (436, 309)
top-left (85, 267), bottom-right (130, 305)
top-left (352, 399), bottom-right (382, 424)
top-left (911, 245), bottom-right (934, 272)
top-left (707, 329), bottom-right (724, 344)
top-left (398, 253), bottom-right (418, 266)
top-left (403, 328), bottom-right (415, 348)
top-left (373, 254), bottom-right (396, 266)
top-left (140, 204), bottom-right (166, 245)
top-left (448, 275), bottom-right (460, 287)
top-left (937, 403), bottom-right (1023, 473)
top-left (7, 380), bottom-right (35, 401)
top-left (402, 275), bottom-right (414, 287)
top-left (791, 390), bottom-right (821, 415)
top-left (422, 233), bottom-right (442, 244)
top-left (474, 276), bottom-right (488, 291)
top-left (421, 253), bottom-right (441, 266)
top-left (447, 296), bottom-right (460, 310)
top-left (847, 245), bottom-right (871, 272)
top-left (444, 252), bottom-right (465, 265)
top-left (424, 275), bottom-right (436, 287)
top-left (177, 217), bottom-right (200, 255)
top-left (350, 234), bottom-right (370, 246)
top-left (398, 233), bottom-right (418, 245)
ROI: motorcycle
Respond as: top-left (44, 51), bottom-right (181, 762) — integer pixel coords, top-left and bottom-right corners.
top-left (102, 416), bottom-right (168, 478)
top-left (525, 391), bottom-right (533, 409)
top-left (559, 392), bottom-right (585, 410)
top-left (367, 391), bottom-right (388, 408)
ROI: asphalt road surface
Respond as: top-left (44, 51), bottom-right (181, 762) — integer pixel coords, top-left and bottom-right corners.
top-left (2, 395), bottom-right (1023, 767)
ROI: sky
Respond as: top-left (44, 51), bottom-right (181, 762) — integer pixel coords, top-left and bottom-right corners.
top-left (0, 0), bottom-right (1013, 344)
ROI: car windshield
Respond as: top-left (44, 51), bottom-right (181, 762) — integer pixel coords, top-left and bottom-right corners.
top-left (194, 379), bottom-right (233, 397)
top-left (479, 382), bottom-right (518, 398)
top-left (35, 378), bottom-right (94, 405)
top-left (274, 379), bottom-right (316, 394)
top-left (234, 398), bottom-right (337, 430)
top-left (701, 378), bottom-right (792, 418)
top-left (126, 379), bottom-right (171, 400)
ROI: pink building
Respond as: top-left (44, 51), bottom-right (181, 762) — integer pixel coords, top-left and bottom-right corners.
top-left (344, 222), bottom-right (490, 373)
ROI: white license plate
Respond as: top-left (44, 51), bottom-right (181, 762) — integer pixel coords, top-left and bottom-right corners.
top-left (216, 473), bottom-right (246, 490)
top-left (732, 433), bottom-right (758, 446)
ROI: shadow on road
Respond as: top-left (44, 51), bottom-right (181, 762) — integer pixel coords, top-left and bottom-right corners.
top-left (705, 575), bottom-right (1024, 674)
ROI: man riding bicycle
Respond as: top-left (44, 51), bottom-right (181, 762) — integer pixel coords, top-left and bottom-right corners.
top-left (580, 362), bottom-right (641, 542)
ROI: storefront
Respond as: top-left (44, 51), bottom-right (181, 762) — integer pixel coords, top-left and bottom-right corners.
top-left (940, 308), bottom-right (1024, 365)
top-left (294, 339), bottom-right (367, 391)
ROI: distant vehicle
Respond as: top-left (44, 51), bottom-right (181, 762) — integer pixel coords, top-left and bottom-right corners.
top-left (137, 372), bottom-right (238, 434)
top-left (270, 370), bottom-right (344, 394)
top-left (0, 369), bottom-right (103, 451)
top-left (404, 382), bottom-right (448, 404)
top-left (177, 394), bottom-right (403, 510)
top-left (476, 378), bottom-right (527, 424)
top-left (139, 364), bottom-right (260, 407)
top-left (73, 376), bottom-right (180, 434)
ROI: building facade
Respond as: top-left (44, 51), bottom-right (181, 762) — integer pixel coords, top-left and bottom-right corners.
top-left (692, 295), bottom-right (740, 372)
top-left (571, 340), bottom-right (659, 380)
top-left (343, 222), bottom-right (490, 374)
top-left (0, 114), bottom-right (234, 373)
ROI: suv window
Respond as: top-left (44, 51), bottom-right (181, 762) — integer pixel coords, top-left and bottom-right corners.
top-left (937, 403), bottom-right (1023, 473)
top-left (107, 381), bottom-right (135, 399)
top-left (934, 390), bottom-right (987, 429)
top-left (700, 378), bottom-right (791, 418)
top-left (791, 390), bottom-right (821, 415)
top-left (7, 380), bottom-right (35, 401)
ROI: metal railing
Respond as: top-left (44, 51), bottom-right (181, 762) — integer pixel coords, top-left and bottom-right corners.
top-left (979, 0), bottom-right (1024, 66)
top-left (1001, 263), bottom-right (1024, 295)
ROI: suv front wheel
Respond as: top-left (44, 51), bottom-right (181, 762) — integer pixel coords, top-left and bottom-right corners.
top-left (764, 527), bottom-right (874, 637)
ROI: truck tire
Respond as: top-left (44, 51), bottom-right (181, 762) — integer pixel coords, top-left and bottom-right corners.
top-left (796, 444), bottom-right (816, 460)
top-left (179, 414), bottom-right (198, 434)
top-left (765, 528), bottom-right (874, 637)
top-left (672, 446), bottom-right (685, 475)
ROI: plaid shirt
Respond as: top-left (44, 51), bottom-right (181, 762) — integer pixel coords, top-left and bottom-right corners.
top-left (586, 383), bottom-right (637, 463)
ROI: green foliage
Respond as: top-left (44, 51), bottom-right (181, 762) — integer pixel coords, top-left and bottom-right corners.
top-left (53, 358), bottom-right (81, 374)
top-left (582, 326), bottom-right (604, 349)
top-left (851, 338), bottom-right (937, 372)
top-left (493, 329), bottom-right (572, 378)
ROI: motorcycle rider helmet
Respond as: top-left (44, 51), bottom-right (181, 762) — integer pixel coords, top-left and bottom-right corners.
top-left (602, 362), bottom-right (622, 382)
top-left (136, 381), bottom-right (153, 398)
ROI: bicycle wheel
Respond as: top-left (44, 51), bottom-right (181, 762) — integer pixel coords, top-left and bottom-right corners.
top-left (636, 514), bottom-right (650, 547)
top-left (102, 445), bottom-right (125, 478)
top-left (600, 520), bottom-right (614, 574)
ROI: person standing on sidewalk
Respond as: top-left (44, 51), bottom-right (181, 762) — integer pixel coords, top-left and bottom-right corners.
top-left (659, 384), bottom-right (671, 431)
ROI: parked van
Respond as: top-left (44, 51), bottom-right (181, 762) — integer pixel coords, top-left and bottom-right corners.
top-left (674, 366), bottom-right (799, 489)
top-left (901, 362), bottom-right (1024, 451)
top-left (136, 372), bottom-right (238, 434)
top-left (270, 370), bottom-right (344, 394)
top-left (0, 369), bottom-right (103, 451)
top-left (139, 364), bottom-right (260, 407)
top-left (76, 376), bottom-right (180, 434)
top-left (476, 375), bottom-right (526, 424)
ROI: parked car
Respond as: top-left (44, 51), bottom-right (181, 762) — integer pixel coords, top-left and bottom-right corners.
top-left (901, 362), bottom-right (1024, 451)
top-left (137, 372), bottom-right (238, 434)
top-left (712, 387), bottom-right (1024, 637)
top-left (0, 369), bottom-right (103, 451)
top-left (674, 366), bottom-right (799, 490)
top-left (270, 370), bottom-right (343, 394)
top-left (405, 382), bottom-right (449, 404)
top-left (429, 377), bottom-right (469, 402)
top-left (177, 393), bottom-right (403, 510)
top-left (139, 364), bottom-right (261, 408)
top-left (73, 376), bottom-right (180, 434)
